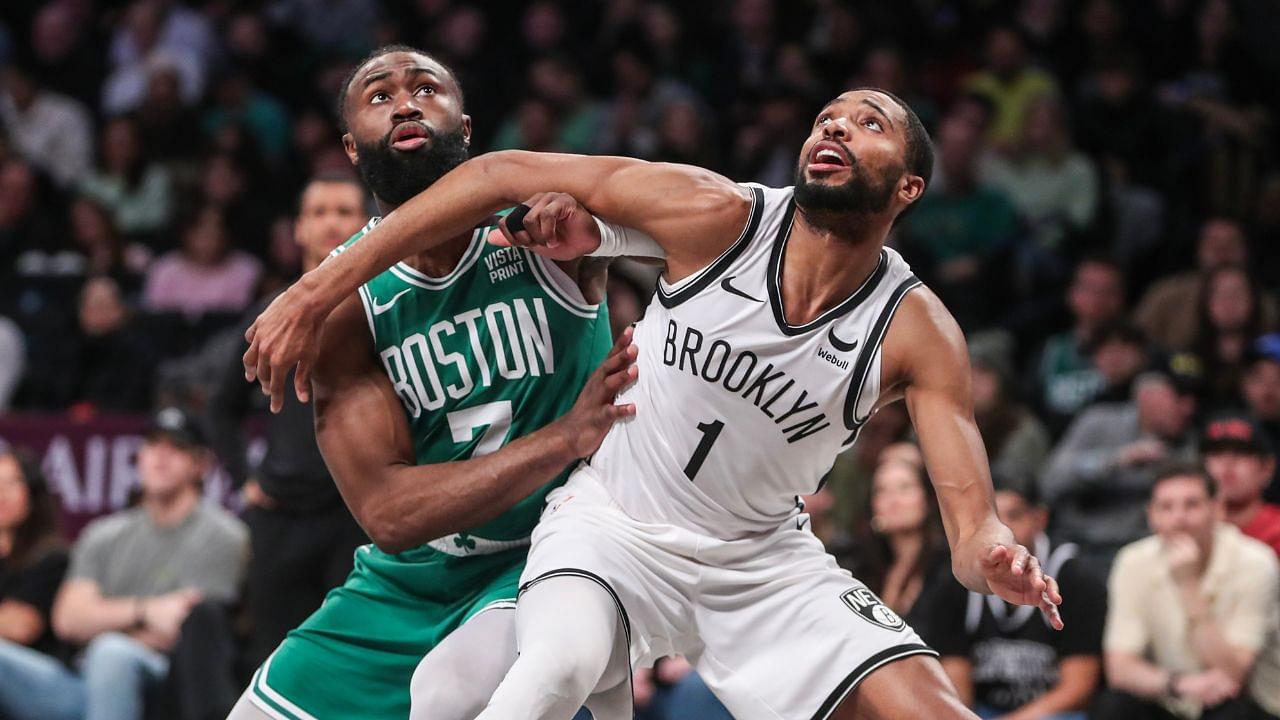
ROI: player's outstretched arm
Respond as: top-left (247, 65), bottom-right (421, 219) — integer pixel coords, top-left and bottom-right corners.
top-left (882, 288), bottom-right (1063, 628)
top-left (311, 295), bottom-right (638, 554)
top-left (244, 151), bottom-right (749, 411)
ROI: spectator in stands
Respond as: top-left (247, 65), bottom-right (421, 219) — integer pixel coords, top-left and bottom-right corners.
top-left (929, 482), bottom-right (1106, 720)
top-left (969, 332), bottom-right (1051, 495)
top-left (982, 92), bottom-right (1099, 257)
top-left (101, 0), bottom-right (216, 116)
top-left (1242, 335), bottom-right (1280, 502)
top-left (68, 196), bottom-right (149, 295)
top-left (78, 115), bottom-right (173, 244)
top-left (1134, 219), bottom-right (1278, 352)
top-left (1202, 412), bottom-right (1280, 556)
top-left (134, 63), bottom-right (199, 163)
top-left (1042, 359), bottom-right (1200, 578)
top-left (38, 407), bottom-right (248, 720)
top-left (1192, 266), bottom-right (1275, 409)
top-left (964, 25), bottom-right (1059, 151)
top-left (0, 445), bottom-right (68, 666)
top-left (0, 158), bottom-right (66, 276)
top-left (0, 64), bottom-right (93, 189)
top-left (21, 276), bottom-right (157, 412)
top-left (204, 71), bottom-right (290, 162)
top-left (1100, 463), bottom-right (1280, 720)
top-left (206, 174), bottom-right (368, 671)
top-left (1087, 321), bottom-right (1151, 406)
top-left (900, 113), bottom-right (1021, 331)
top-left (848, 451), bottom-right (954, 641)
top-left (491, 56), bottom-right (605, 155)
top-left (1035, 256), bottom-right (1126, 435)
top-left (143, 205), bottom-right (262, 317)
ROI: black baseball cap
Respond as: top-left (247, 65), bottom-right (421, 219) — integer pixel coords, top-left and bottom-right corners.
top-left (1145, 351), bottom-right (1204, 398)
top-left (1201, 411), bottom-right (1274, 456)
top-left (145, 406), bottom-right (208, 449)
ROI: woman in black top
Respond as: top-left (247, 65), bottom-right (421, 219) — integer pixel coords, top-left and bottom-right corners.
top-left (0, 448), bottom-right (69, 657)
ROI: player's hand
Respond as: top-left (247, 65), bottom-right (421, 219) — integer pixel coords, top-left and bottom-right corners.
top-left (981, 542), bottom-right (1064, 631)
top-left (243, 281), bottom-right (327, 413)
top-left (486, 192), bottom-right (601, 262)
top-left (1175, 670), bottom-right (1240, 706)
top-left (554, 326), bottom-right (638, 458)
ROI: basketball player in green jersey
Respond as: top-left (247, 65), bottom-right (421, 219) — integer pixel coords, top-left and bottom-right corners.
top-left (228, 45), bottom-right (633, 720)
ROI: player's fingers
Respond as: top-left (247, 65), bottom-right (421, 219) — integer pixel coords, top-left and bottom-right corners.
top-left (1045, 573), bottom-right (1063, 606)
top-left (1010, 544), bottom-right (1031, 575)
top-left (603, 364), bottom-right (639, 394)
top-left (243, 340), bottom-right (259, 382)
top-left (294, 359), bottom-right (312, 404)
top-left (609, 403), bottom-right (637, 419)
top-left (245, 321), bottom-right (257, 344)
top-left (1025, 554), bottom-right (1046, 593)
top-left (984, 544), bottom-right (1008, 567)
top-left (485, 228), bottom-right (513, 247)
top-left (255, 345), bottom-right (273, 397)
top-left (1040, 593), bottom-right (1064, 631)
top-left (496, 215), bottom-right (528, 247)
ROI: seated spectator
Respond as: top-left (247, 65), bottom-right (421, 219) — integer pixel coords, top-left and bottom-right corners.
top-left (0, 64), bottom-right (92, 188)
top-left (1041, 360), bottom-right (1200, 578)
top-left (1035, 257), bottom-right (1126, 435)
top-left (0, 448), bottom-right (72, 720)
top-left (78, 115), bottom-right (174, 243)
top-left (0, 407), bottom-right (249, 720)
top-left (1242, 335), bottom-right (1280, 501)
top-left (1087, 321), bottom-right (1151, 406)
top-left (969, 332), bottom-right (1051, 495)
top-left (1134, 219), bottom-right (1278, 353)
top-left (898, 114), bottom-right (1021, 331)
top-left (964, 25), bottom-right (1060, 151)
top-left (928, 483), bottom-right (1106, 720)
top-left (1202, 412), bottom-right (1280, 556)
top-left (848, 451), bottom-right (953, 640)
top-left (67, 196), bottom-right (150, 295)
top-left (981, 92), bottom-right (1099, 256)
top-left (143, 205), bottom-right (262, 317)
top-left (1100, 463), bottom-right (1280, 720)
top-left (490, 56), bottom-right (605, 155)
top-left (1192, 266), bottom-right (1275, 410)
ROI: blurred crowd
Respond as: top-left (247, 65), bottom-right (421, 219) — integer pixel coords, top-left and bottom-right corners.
top-left (1, 0), bottom-right (1280, 718)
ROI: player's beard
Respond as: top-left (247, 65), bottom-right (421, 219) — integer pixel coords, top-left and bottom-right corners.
top-left (792, 153), bottom-right (899, 217)
top-left (355, 125), bottom-right (470, 207)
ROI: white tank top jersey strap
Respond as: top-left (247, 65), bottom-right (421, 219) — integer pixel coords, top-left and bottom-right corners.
top-left (586, 183), bottom-right (923, 540)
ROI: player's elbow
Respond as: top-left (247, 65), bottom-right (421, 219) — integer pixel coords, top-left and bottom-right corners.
top-left (361, 510), bottom-right (416, 555)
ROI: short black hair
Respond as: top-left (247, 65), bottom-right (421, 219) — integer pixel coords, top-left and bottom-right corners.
top-left (847, 87), bottom-right (934, 189)
top-left (335, 44), bottom-right (464, 133)
top-left (301, 171), bottom-right (368, 208)
top-left (995, 479), bottom-right (1041, 508)
top-left (1148, 461), bottom-right (1216, 502)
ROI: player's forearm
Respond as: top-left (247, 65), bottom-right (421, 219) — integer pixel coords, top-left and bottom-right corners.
top-left (355, 421), bottom-right (579, 554)
top-left (1105, 651), bottom-right (1172, 699)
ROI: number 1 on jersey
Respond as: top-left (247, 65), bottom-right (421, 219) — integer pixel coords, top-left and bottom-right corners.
top-left (684, 419), bottom-right (724, 481)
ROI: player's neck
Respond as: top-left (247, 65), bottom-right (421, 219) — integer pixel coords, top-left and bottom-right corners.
top-left (778, 210), bottom-right (887, 326)
top-left (377, 194), bottom-right (476, 278)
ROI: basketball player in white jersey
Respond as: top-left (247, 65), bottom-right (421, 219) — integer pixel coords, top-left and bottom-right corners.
top-left (244, 88), bottom-right (1063, 719)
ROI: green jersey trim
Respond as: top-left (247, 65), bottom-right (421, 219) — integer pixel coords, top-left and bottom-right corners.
top-left (389, 228), bottom-right (486, 290)
top-left (528, 253), bottom-right (599, 319)
top-left (251, 654), bottom-right (318, 720)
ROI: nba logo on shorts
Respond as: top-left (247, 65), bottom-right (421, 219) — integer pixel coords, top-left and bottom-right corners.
top-left (840, 586), bottom-right (906, 631)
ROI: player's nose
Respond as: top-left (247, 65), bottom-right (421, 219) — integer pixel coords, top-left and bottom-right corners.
top-left (391, 93), bottom-right (423, 121)
top-left (821, 116), bottom-right (851, 141)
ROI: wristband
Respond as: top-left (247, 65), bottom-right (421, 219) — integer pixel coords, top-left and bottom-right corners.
top-left (587, 217), bottom-right (666, 259)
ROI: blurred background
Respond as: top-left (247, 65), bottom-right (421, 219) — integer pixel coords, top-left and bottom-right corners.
top-left (1, 1), bottom-right (1279, 719)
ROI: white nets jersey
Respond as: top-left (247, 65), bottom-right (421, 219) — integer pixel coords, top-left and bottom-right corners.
top-left (587, 184), bottom-right (923, 539)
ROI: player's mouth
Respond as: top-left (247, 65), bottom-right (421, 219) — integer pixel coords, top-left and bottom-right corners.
top-left (390, 122), bottom-right (432, 152)
top-left (807, 141), bottom-right (850, 173)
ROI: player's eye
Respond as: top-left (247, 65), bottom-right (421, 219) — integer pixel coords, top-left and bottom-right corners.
top-left (863, 118), bottom-right (883, 132)
top-left (817, 116), bottom-right (832, 127)
top-left (416, 85), bottom-right (436, 97)
top-left (370, 91), bottom-right (389, 104)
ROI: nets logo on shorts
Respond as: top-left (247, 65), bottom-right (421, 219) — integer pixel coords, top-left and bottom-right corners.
top-left (841, 586), bottom-right (906, 631)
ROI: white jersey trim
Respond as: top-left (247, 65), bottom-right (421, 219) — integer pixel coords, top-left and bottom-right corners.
top-left (656, 185), bottom-right (765, 307)
top-left (528, 253), bottom-right (599, 319)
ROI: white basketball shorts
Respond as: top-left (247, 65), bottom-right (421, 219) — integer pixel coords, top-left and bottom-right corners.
top-left (519, 465), bottom-right (938, 720)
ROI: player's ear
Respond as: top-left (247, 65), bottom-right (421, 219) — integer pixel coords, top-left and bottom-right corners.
top-left (898, 174), bottom-right (925, 206)
top-left (461, 115), bottom-right (473, 148)
top-left (343, 133), bottom-right (359, 165)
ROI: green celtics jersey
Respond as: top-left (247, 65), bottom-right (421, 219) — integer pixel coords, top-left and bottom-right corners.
top-left (334, 216), bottom-right (612, 554)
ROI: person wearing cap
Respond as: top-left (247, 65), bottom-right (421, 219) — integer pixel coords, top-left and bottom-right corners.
top-left (1041, 356), bottom-right (1201, 579)
top-left (1242, 334), bottom-right (1280, 502)
top-left (0, 447), bottom-right (73, 720)
top-left (1100, 462), bottom-right (1280, 720)
top-left (1202, 412), bottom-right (1280, 556)
top-left (0, 407), bottom-right (250, 720)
